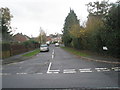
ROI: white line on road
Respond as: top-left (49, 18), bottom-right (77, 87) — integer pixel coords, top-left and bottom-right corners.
top-left (63, 69), bottom-right (76, 73)
top-left (79, 68), bottom-right (91, 70)
top-left (52, 49), bottom-right (55, 55)
top-left (52, 72), bottom-right (59, 74)
top-left (63, 71), bottom-right (76, 74)
top-left (79, 68), bottom-right (93, 72)
top-left (46, 62), bottom-right (60, 74)
top-left (102, 69), bottom-right (110, 72)
top-left (64, 69), bottom-right (76, 71)
top-left (95, 68), bottom-right (107, 70)
top-left (0, 73), bottom-right (11, 76)
top-left (112, 67), bottom-right (120, 71)
top-left (47, 62), bottom-right (52, 73)
top-left (49, 70), bottom-right (60, 72)
top-left (52, 49), bottom-right (55, 59)
top-left (16, 73), bottom-right (27, 75)
top-left (95, 67), bottom-right (110, 72)
top-left (80, 71), bottom-right (93, 72)
top-left (52, 55), bottom-right (54, 59)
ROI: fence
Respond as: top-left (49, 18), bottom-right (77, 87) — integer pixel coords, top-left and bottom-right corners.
top-left (2, 43), bottom-right (40, 59)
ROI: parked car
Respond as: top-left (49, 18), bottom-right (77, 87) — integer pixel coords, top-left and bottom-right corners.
top-left (55, 43), bottom-right (59, 47)
top-left (40, 44), bottom-right (49, 52)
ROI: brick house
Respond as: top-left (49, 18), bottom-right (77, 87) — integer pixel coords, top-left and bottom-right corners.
top-left (13, 33), bottom-right (30, 43)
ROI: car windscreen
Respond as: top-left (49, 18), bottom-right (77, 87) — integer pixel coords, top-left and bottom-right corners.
top-left (40, 45), bottom-right (47, 47)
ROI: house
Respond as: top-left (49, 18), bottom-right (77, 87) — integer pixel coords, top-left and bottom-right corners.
top-left (48, 33), bottom-right (62, 43)
top-left (13, 33), bottom-right (30, 43)
top-left (46, 36), bottom-right (52, 42)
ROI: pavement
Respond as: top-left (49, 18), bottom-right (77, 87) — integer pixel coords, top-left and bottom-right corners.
top-left (1, 44), bottom-right (120, 89)
top-left (2, 49), bottom-right (38, 65)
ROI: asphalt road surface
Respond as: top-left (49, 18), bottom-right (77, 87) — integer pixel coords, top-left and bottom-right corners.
top-left (2, 45), bottom-right (120, 89)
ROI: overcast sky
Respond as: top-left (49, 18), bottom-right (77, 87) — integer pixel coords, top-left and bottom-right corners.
top-left (1, 0), bottom-right (117, 37)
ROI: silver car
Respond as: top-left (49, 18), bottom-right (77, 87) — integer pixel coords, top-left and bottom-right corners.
top-left (40, 44), bottom-right (49, 52)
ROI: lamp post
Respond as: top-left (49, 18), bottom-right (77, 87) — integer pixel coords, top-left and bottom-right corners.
top-left (39, 27), bottom-right (42, 44)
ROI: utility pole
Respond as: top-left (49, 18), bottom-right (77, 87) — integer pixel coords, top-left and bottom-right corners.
top-left (39, 27), bottom-right (42, 44)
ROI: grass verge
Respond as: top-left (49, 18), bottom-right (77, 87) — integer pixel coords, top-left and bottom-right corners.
top-left (22, 49), bottom-right (40, 57)
top-left (61, 46), bottom-right (89, 57)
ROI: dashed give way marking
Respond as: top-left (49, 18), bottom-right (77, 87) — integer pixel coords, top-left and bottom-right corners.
top-left (63, 69), bottom-right (76, 73)
top-left (79, 68), bottom-right (93, 72)
top-left (1, 66), bottom-right (120, 76)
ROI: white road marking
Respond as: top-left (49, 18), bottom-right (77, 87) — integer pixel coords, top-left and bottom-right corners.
top-left (63, 71), bottom-right (76, 73)
top-left (52, 49), bottom-right (55, 59)
top-left (64, 69), bottom-right (75, 71)
top-left (79, 68), bottom-right (93, 72)
top-left (46, 62), bottom-right (60, 73)
top-left (48, 69), bottom-right (60, 74)
top-left (47, 62), bottom-right (52, 73)
top-left (52, 49), bottom-right (55, 55)
top-left (95, 68), bottom-right (107, 70)
top-left (96, 70), bottom-right (101, 72)
top-left (3, 67), bottom-right (118, 76)
top-left (0, 73), bottom-right (11, 75)
top-left (79, 68), bottom-right (91, 70)
top-left (112, 67), bottom-right (120, 71)
top-left (47, 72), bottom-right (52, 74)
top-left (49, 70), bottom-right (60, 72)
top-left (16, 73), bottom-right (27, 75)
top-left (95, 67), bottom-right (110, 72)
top-left (81, 70), bottom-right (92, 72)
top-left (63, 69), bottom-right (76, 73)
top-left (102, 69), bottom-right (110, 72)
top-left (52, 72), bottom-right (59, 74)
top-left (52, 55), bottom-right (54, 59)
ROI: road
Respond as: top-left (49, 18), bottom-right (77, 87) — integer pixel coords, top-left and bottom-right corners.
top-left (2, 45), bottom-right (120, 89)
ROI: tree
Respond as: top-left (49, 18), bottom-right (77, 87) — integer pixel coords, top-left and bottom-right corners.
top-left (37, 27), bottom-right (47, 44)
top-left (84, 0), bottom-right (111, 52)
top-left (85, 1), bottom-right (120, 57)
top-left (86, 0), bottom-right (110, 16)
top-left (104, 2), bottom-right (120, 57)
top-left (0, 7), bottom-right (13, 42)
top-left (85, 16), bottom-right (105, 52)
top-left (62, 9), bottom-right (80, 47)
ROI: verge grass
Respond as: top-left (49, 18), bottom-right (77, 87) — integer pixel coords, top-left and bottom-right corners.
top-left (61, 46), bottom-right (89, 57)
top-left (22, 49), bottom-right (40, 57)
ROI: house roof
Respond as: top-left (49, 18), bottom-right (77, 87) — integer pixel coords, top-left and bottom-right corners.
top-left (13, 33), bottom-right (30, 42)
